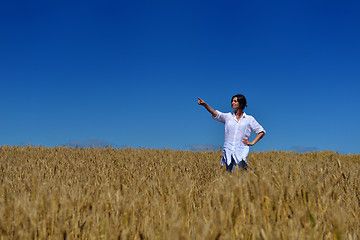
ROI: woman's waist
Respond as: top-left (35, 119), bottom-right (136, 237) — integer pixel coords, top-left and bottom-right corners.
top-left (223, 142), bottom-right (248, 149)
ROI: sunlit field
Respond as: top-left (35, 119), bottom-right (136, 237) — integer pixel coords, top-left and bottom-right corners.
top-left (0, 146), bottom-right (359, 239)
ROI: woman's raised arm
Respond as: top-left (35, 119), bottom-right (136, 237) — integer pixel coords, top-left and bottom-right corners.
top-left (197, 97), bottom-right (218, 117)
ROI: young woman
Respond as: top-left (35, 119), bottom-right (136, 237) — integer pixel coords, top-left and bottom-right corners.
top-left (197, 94), bottom-right (265, 172)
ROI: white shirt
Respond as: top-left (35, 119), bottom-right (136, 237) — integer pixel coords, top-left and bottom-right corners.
top-left (213, 111), bottom-right (265, 165)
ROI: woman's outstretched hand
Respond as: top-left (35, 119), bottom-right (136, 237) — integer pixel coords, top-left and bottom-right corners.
top-left (197, 97), bottom-right (205, 106)
top-left (197, 97), bottom-right (218, 117)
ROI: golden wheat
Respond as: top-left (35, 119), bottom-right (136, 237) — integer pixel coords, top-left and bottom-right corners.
top-left (0, 146), bottom-right (359, 239)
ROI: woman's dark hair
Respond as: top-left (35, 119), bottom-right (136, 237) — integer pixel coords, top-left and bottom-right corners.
top-left (232, 94), bottom-right (247, 110)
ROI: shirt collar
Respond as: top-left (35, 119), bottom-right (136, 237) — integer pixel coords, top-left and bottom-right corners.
top-left (232, 112), bottom-right (246, 120)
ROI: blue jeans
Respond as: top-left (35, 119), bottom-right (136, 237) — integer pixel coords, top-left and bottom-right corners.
top-left (226, 157), bottom-right (248, 172)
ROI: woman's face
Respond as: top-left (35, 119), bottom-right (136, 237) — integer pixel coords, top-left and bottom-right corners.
top-left (231, 97), bottom-right (240, 110)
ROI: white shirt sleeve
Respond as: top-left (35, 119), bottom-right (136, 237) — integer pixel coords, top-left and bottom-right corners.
top-left (250, 116), bottom-right (266, 134)
top-left (212, 110), bottom-right (226, 123)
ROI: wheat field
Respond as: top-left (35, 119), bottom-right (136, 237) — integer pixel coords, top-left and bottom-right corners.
top-left (0, 146), bottom-right (359, 239)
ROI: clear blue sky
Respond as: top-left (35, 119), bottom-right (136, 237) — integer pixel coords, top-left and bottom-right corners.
top-left (1, 0), bottom-right (359, 153)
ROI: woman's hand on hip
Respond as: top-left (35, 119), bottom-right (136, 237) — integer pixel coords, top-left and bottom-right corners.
top-left (242, 138), bottom-right (253, 146)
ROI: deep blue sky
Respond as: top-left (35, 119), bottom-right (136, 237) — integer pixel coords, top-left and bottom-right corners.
top-left (1, 0), bottom-right (359, 153)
